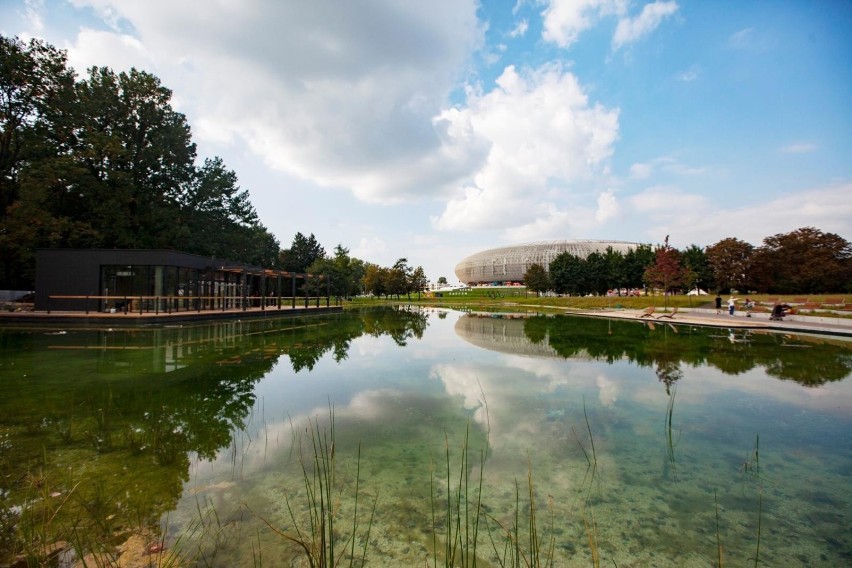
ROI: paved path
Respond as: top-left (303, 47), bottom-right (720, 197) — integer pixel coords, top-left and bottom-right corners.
top-left (566, 307), bottom-right (852, 338)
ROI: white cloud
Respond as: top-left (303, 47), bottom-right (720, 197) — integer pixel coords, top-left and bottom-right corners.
top-left (629, 185), bottom-right (708, 213)
top-left (595, 189), bottom-right (620, 222)
top-left (630, 162), bottom-right (653, 179)
top-left (677, 65), bottom-right (700, 82)
top-left (781, 142), bottom-right (817, 154)
top-left (728, 27), bottom-right (755, 49)
top-left (612, 1), bottom-right (679, 51)
top-left (62, 0), bottom-right (486, 203)
top-left (64, 27), bottom-right (151, 76)
top-left (433, 63), bottom-right (620, 232)
top-left (509, 19), bottom-right (529, 38)
top-left (352, 236), bottom-right (388, 262)
top-left (23, 0), bottom-right (45, 33)
top-left (632, 182), bottom-right (852, 248)
top-left (628, 156), bottom-right (707, 180)
top-left (541, 0), bottom-right (626, 48)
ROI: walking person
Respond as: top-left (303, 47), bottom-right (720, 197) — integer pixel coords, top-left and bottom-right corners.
top-left (728, 297), bottom-right (736, 316)
top-left (715, 294), bottom-right (722, 315)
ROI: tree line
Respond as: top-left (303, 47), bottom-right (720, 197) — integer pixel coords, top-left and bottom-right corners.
top-left (524, 228), bottom-right (852, 296)
top-left (0, 36), bottom-right (280, 288)
top-left (0, 35), bottom-right (432, 296)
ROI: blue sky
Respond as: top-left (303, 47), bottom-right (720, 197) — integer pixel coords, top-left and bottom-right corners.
top-left (3, 0), bottom-right (850, 283)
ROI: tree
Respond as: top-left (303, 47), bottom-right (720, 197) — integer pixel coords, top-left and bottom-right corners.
top-left (70, 66), bottom-right (196, 248)
top-left (409, 266), bottom-right (428, 300)
top-left (524, 263), bottom-right (550, 296)
top-left (308, 245), bottom-right (367, 299)
top-left (706, 238), bottom-right (754, 292)
top-left (0, 35), bottom-right (280, 288)
top-left (644, 236), bottom-right (686, 299)
top-left (0, 36), bottom-right (77, 287)
top-left (386, 258), bottom-right (412, 299)
top-left (280, 232), bottom-right (326, 273)
top-left (549, 252), bottom-right (585, 295)
top-left (751, 227), bottom-right (852, 293)
top-left (178, 156), bottom-right (279, 264)
top-left (604, 247), bottom-right (627, 294)
top-left (0, 36), bottom-right (75, 212)
top-left (585, 252), bottom-right (610, 295)
top-left (623, 244), bottom-right (655, 290)
top-left (681, 244), bottom-right (713, 292)
top-left (362, 263), bottom-right (387, 298)
top-left (437, 276), bottom-right (448, 287)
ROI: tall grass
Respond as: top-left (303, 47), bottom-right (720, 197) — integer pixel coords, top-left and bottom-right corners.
top-left (429, 423), bottom-right (554, 568)
top-left (665, 386), bottom-right (678, 477)
top-left (254, 404), bottom-right (377, 567)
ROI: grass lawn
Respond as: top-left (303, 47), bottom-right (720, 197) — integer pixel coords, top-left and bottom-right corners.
top-left (346, 289), bottom-right (852, 318)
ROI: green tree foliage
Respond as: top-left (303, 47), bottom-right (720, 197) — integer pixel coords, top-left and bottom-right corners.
top-left (386, 258), bottom-right (412, 299)
top-left (176, 157), bottom-right (278, 266)
top-left (0, 36), bottom-right (78, 286)
top-left (523, 263), bottom-right (550, 296)
top-left (362, 263), bottom-right (387, 298)
top-left (549, 252), bottom-right (585, 295)
top-left (409, 265), bottom-right (429, 300)
top-left (681, 244), bottom-right (713, 292)
top-left (706, 237), bottom-right (754, 292)
top-left (437, 276), bottom-right (448, 286)
top-left (584, 251), bottom-right (610, 295)
top-left (623, 245), bottom-right (655, 290)
top-left (750, 227), bottom-right (852, 293)
top-left (280, 232), bottom-right (326, 273)
top-left (0, 35), bottom-right (279, 288)
top-left (308, 244), bottom-right (367, 299)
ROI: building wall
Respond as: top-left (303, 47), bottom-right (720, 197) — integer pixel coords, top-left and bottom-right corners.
top-left (35, 249), bottom-right (262, 311)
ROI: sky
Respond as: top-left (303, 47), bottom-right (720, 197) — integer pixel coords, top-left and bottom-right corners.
top-left (3, 0), bottom-right (851, 284)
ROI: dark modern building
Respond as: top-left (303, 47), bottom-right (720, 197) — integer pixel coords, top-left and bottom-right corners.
top-left (35, 249), bottom-right (315, 312)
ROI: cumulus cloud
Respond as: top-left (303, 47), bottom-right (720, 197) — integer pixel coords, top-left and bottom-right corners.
top-left (509, 19), bottom-right (529, 38)
top-left (612, 1), bottom-right (679, 51)
top-left (595, 189), bottom-right (620, 222)
top-left (352, 236), bottom-right (389, 261)
top-left (541, 0), bottom-right (626, 48)
top-left (631, 182), bottom-right (852, 247)
top-left (63, 27), bottom-right (151, 77)
top-left (541, 0), bottom-right (677, 51)
top-left (630, 162), bottom-right (654, 179)
top-left (433, 63), bottom-right (620, 232)
top-left (61, 0), bottom-right (486, 203)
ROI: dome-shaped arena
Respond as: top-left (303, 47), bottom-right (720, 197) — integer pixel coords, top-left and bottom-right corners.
top-left (455, 240), bottom-right (645, 285)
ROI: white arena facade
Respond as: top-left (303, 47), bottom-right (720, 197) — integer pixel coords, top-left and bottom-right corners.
top-left (454, 240), bottom-right (645, 286)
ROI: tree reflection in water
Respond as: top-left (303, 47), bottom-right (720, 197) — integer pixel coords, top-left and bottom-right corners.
top-left (0, 307), bottom-right (428, 565)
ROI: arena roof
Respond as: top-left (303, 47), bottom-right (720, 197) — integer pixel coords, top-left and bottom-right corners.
top-left (454, 239), bottom-right (645, 285)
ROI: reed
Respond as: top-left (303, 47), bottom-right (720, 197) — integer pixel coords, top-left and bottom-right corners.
top-left (254, 404), bottom-right (377, 567)
top-left (714, 489), bottom-right (723, 567)
top-left (665, 386), bottom-right (678, 477)
top-left (479, 459), bottom-right (555, 568)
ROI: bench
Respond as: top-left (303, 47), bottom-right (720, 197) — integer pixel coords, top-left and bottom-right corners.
top-left (656, 307), bottom-right (678, 319)
top-left (638, 306), bottom-right (655, 318)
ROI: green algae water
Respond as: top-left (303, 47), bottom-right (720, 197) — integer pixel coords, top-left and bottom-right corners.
top-left (1, 308), bottom-right (850, 566)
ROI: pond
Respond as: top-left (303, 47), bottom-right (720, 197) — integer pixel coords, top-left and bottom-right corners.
top-left (1, 307), bottom-right (850, 566)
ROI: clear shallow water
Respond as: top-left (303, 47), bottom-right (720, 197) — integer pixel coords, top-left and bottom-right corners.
top-left (1, 308), bottom-right (850, 566)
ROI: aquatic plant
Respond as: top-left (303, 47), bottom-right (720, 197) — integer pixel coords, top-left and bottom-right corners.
top-left (254, 405), bottom-right (377, 567)
top-left (665, 385), bottom-right (679, 477)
